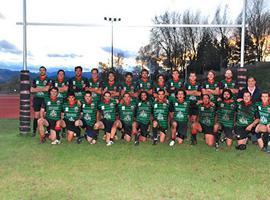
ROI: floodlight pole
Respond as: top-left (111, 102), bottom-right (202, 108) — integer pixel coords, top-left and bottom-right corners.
top-left (104, 17), bottom-right (121, 70)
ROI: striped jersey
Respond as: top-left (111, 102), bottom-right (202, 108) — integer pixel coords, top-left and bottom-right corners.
top-left (117, 101), bottom-right (136, 125)
top-left (32, 76), bottom-right (50, 98)
top-left (198, 104), bottom-right (216, 126)
top-left (68, 77), bottom-right (88, 101)
top-left (153, 100), bottom-right (170, 129)
top-left (236, 102), bottom-right (259, 127)
top-left (135, 100), bottom-right (152, 125)
top-left (184, 82), bottom-right (201, 103)
top-left (256, 102), bottom-right (270, 125)
top-left (88, 78), bottom-right (102, 103)
top-left (167, 79), bottom-right (183, 100)
top-left (51, 79), bottom-right (68, 99)
top-left (81, 100), bottom-right (98, 126)
top-left (169, 98), bottom-right (190, 122)
top-left (202, 80), bottom-right (219, 103)
top-left (62, 101), bottom-right (81, 122)
top-left (42, 97), bottom-right (62, 120)
top-left (216, 101), bottom-right (236, 128)
top-left (98, 99), bottom-right (117, 122)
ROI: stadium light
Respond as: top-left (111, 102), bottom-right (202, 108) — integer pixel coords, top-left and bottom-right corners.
top-left (104, 17), bottom-right (121, 70)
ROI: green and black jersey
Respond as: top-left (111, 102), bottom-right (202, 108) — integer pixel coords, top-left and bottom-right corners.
top-left (68, 77), bottom-right (88, 101)
top-left (88, 78), bottom-right (102, 103)
top-left (202, 80), bottom-right (219, 103)
top-left (98, 99), bottom-right (118, 122)
top-left (216, 101), bottom-right (236, 128)
top-left (169, 98), bottom-right (190, 122)
top-left (136, 79), bottom-right (152, 92)
top-left (153, 100), bottom-right (170, 129)
top-left (184, 82), bottom-right (201, 104)
top-left (32, 76), bottom-right (51, 98)
top-left (62, 101), bottom-right (81, 122)
top-left (256, 102), bottom-right (270, 125)
top-left (198, 104), bottom-right (216, 127)
top-left (236, 102), bottom-right (259, 127)
top-left (153, 83), bottom-right (168, 95)
top-left (167, 79), bottom-right (183, 101)
top-left (51, 79), bottom-right (68, 99)
top-left (219, 79), bottom-right (238, 99)
top-left (42, 96), bottom-right (63, 121)
top-left (117, 101), bottom-right (136, 126)
top-left (81, 100), bottom-right (98, 127)
top-left (119, 82), bottom-right (136, 94)
top-left (101, 81), bottom-right (119, 92)
top-left (135, 100), bottom-right (152, 125)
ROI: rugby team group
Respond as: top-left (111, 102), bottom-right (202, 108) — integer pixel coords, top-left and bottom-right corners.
top-left (30, 66), bottom-right (270, 152)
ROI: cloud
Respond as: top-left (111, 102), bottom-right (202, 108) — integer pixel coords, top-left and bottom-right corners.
top-left (101, 47), bottom-right (136, 58)
top-left (0, 40), bottom-right (22, 54)
top-left (0, 12), bottom-right (4, 19)
top-left (47, 53), bottom-right (83, 58)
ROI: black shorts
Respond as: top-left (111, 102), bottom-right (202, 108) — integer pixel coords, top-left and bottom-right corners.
top-left (46, 119), bottom-right (57, 131)
top-left (137, 122), bottom-right (149, 137)
top-left (153, 119), bottom-right (168, 134)
top-left (234, 126), bottom-right (250, 140)
top-left (64, 119), bottom-right (79, 133)
top-left (220, 124), bottom-right (234, 139)
top-left (201, 124), bottom-right (214, 135)
top-left (173, 121), bottom-right (188, 139)
top-left (101, 119), bottom-right (114, 133)
top-left (33, 97), bottom-right (44, 112)
top-left (120, 121), bottom-right (132, 136)
top-left (85, 126), bottom-right (97, 138)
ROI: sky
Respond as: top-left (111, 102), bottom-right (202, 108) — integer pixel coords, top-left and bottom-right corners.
top-left (0, 0), bottom-right (246, 72)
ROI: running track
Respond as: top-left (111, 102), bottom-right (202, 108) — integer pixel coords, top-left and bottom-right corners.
top-left (0, 95), bottom-right (33, 119)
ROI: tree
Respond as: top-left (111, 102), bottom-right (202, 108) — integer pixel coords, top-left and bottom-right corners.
top-left (212, 5), bottom-right (232, 69)
top-left (246, 0), bottom-right (270, 61)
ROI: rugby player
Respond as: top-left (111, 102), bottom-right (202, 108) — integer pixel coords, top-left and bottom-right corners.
top-left (132, 91), bottom-right (152, 145)
top-left (78, 91), bottom-right (99, 144)
top-left (86, 68), bottom-right (102, 103)
top-left (167, 69), bottom-right (183, 103)
top-left (169, 89), bottom-right (190, 146)
top-left (101, 71), bottom-right (120, 99)
top-left (214, 89), bottom-right (237, 148)
top-left (191, 94), bottom-right (216, 147)
top-left (120, 72), bottom-right (137, 98)
top-left (30, 66), bottom-right (50, 137)
top-left (68, 66), bottom-right (88, 102)
top-left (152, 89), bottom-right (170, 145)
top-left (113, 92), bottom-right (136, 142)
top-left (94, 91), bottom-right (118, 146)
top-left (255, 92), bottom-right (270, 152)
top-left (235, 91), bottom-right (259, 150)
top-left (59, 92), bottom-right (82, 143)
top-left (37, 87), bottom-right (62, 144)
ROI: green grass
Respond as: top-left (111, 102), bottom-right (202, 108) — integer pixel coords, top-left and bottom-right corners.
top-left (1, 119), bottom-right (270, 200)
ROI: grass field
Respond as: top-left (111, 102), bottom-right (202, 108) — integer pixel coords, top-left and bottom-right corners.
top-left (1, 119), bottom-right (270, 200)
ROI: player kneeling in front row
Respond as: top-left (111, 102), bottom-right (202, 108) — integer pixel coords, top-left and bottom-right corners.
top-left (191, 94), bottom-right (216, 147)
top-left (132, 91), bottom-right (152, 145)
top-left (78, 91), bottom-right (99, 144)
top-left (94, 91), bottom-right (118, 146)
top-left (234, 91), bottom-right (259, 150)
top-left (169, 89), bottom-right (190, 146)
top-left (113, 92), bottom-right (136, 142)
top-left (152, 89), bottom-right (170, 145)
top-left (255, 92), bottom-right (270, 153)
top-left (37, 87), bottom-right (63, 144)
top-left (58, 92), bottom-right (82, 143)
top-left (214, 89), bottom-right (237, 148)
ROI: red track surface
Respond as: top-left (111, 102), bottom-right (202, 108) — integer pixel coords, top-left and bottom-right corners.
top-left (0, 95), bottom-right (33, 119)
